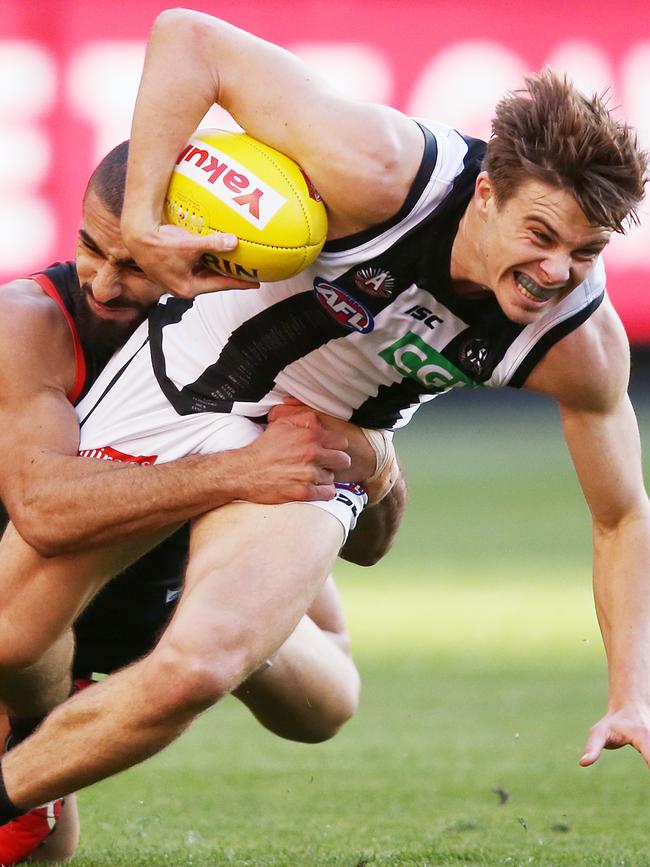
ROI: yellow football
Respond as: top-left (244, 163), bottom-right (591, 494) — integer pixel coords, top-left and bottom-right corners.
top-left (163, 128), bottom-right (328, 282)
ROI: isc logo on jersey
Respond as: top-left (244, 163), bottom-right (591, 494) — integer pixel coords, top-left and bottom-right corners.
top-left (173, 139), bottom-right (285, 230)
top-left (314, 278), bottom-right (374, 333)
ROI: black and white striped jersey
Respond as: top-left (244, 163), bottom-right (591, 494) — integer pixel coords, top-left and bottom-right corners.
top-left (148, 119), bottom-right (605, 431)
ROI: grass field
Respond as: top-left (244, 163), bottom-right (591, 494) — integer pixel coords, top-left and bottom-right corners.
top-left (69, 383), bottom-right (650, 866)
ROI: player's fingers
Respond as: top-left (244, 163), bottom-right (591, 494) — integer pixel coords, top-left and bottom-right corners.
top-left (278, 410), bottom-right (348, 454)
top-left (187, 231), bottom-right (239, 253)
top-left (267, 404), bottom-right (308, 423)
top-left (205, 232), bottom-right (239, 253)
top-left (322, 447), bottom-right (351, 472)
top-left (627, 732), bottom-right (650, 768)
top-left (310, 484), bottom-right (336, 501)
top-left (579, 726), bottom-right (607, 766)
top-left (276, 407), bottom-right (321, 430)
top-left (189, 274), bottom-right (260, 294)
top-left (320, 428), bottom-right (349, 452)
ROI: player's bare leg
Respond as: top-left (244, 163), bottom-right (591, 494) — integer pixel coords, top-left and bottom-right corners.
top-left (0, 709), bottom-right (79, 864)
top-left (0, 522), bottom-right (170, 679)
top-left (233, 575), bottom-right (360, 742)
top-left (0, 521), bottom-right (174, 863)
top-left (0, 631), bottom-right (74, 722)
top-left (17, 793), bottom-right (80, 864)
top-left (1, 502), bottom-right (344, 809)
top-left (0, 520), bottom-right (170, 735)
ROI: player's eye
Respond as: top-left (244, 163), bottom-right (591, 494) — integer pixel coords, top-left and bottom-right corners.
top-left (574, 249), bottom-right (599, 262)
top-left (80, 237), bottom-right (100, 255)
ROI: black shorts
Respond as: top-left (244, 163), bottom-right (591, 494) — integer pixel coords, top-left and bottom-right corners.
top-left (72, 525), bottom-right (189, 678)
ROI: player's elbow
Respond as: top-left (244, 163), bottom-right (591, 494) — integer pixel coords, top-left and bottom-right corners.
top-left (152, 8), bottom-right (194, 32)
top-left (340, 537), bottom-right (394, 567)
top-left (152, 8), bottom-right (220, 52)
top-left (355, 548), bottom-right (386, 567)
top-left (12, 506), bottom-right (76, 557)
top-left (17, 527), bottom-right (67, 558)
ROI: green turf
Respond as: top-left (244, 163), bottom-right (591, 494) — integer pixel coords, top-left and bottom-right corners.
top-left (67, 389), bottom-right (650, 866)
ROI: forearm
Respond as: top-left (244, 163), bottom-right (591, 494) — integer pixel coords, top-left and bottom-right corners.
top-left (13, 450), bottom-right (245, 556)
top-left (9, 411), bottom-right (350, 556)
top-left (124, 10), bottom-right (223, 235)
top-left (340, 474), bottom-right (407, 567)
top-left (593, 509), bottom-right (650, 706)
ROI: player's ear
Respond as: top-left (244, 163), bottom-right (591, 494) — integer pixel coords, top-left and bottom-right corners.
top-left (474, 171), bottom-right (494, 220)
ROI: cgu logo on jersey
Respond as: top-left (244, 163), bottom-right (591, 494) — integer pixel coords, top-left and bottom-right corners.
top-left (313, 278), bottom-right (374, 333)
top-left (379, 332), bottom-right (479, 393)
top-left (174, 139), bottom-right (287, 229)
top-left (354, 267), bottom-right (394, 298)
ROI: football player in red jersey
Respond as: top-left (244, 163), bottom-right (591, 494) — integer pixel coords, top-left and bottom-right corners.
top-left (0, 140), bottom-right (404, 863)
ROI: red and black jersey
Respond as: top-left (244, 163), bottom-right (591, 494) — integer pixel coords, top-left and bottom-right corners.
top-left (14, 261), bottom-right (189, 676)
top-left (31, 261), bottom-right (104, 404)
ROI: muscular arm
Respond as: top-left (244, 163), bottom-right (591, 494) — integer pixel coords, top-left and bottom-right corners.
top-left (122, 8), bottom-right (424, 295)
top-left (0, 283), bottom-right (352, 557)
top-left (525, 298), bottom-right (650, 766)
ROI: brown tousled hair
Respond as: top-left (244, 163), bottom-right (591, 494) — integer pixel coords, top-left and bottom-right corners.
top-left (484, 70), bottom-right (648, 233)
top-left (84, 140), bottom-right (129, 218)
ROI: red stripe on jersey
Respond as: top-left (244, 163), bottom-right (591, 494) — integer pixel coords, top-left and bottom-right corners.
top-left (78, 446), bottom-right (158, 465)
top-left (31, 273), bottom-right (87, 404)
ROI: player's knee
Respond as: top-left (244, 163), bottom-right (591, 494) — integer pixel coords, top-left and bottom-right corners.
top-left (315, 671), bottom-right (360, 741)
top-left (302, 693), bottom-right (359, 743)
top-left (146, 644), bottom-right (252, 718)
top-left (284, 667), bottom-right (361, 744)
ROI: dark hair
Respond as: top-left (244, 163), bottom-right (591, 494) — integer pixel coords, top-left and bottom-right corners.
top-left (484, 69), bottom-right (648, 233)
top-left (84, 140), bottom-right (129, 217)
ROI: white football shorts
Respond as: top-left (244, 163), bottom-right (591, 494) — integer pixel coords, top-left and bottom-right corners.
top-left (76, 321), bottom-right (366, 540)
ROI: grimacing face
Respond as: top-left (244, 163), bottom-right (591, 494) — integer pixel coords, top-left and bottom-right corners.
top-left (74, 189), bottom-right (163, 353)
top-left (473, 175), bottom-right (612, 326)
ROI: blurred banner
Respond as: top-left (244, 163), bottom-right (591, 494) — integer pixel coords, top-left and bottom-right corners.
top-left (2, 0), bottom-right (649, 339)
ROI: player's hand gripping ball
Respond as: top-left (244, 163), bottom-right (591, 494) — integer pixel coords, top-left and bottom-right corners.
top-left (164, 129), bottom-right (328, 282)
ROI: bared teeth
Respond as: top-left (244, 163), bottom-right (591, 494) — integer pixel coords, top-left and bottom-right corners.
top-left (515, 272), bottom-right (555, 301)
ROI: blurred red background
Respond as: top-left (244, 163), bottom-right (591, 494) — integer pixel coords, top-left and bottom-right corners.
top-left (2, 0), bottom-right (648, 339)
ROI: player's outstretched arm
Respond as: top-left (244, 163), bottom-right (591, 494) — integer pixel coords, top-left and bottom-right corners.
top-left (526, 299), bottom-right (650, 769)
top-left (122, 9), bottom-right (423, 294)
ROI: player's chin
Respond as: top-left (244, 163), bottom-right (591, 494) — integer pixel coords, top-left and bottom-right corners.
top-left (506, 305), bottom-right (547, 326)
top-left (499, 291), bottom-right (553, 325)
top-left (94, 310), bottom-right (148, 348)
top-left (87, 295), bottom-right (142, 323)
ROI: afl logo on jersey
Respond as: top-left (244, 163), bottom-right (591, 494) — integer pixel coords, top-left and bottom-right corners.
top-left (313, 278), bottom-right (374, 333)
top-left (354, 267), bottom-right (394, 298)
